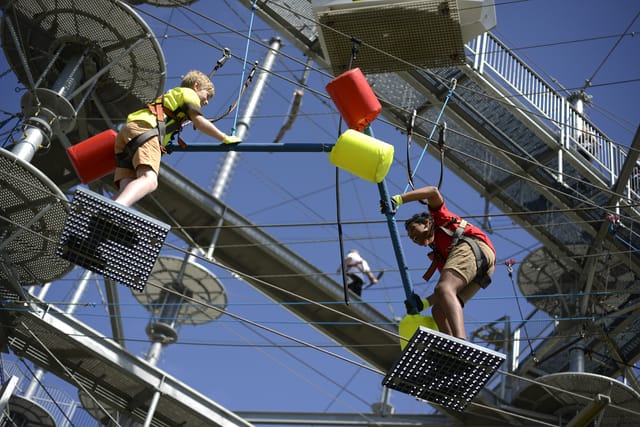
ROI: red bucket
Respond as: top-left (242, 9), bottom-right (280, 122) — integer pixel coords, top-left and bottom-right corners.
top-left (326, 68), bottom-right (381, 131)
top-left (66, 129), bottom-right (117, 184)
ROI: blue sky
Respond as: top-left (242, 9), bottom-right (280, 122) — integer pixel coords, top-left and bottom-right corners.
top-left (1, 0), bottom-right (639, 420)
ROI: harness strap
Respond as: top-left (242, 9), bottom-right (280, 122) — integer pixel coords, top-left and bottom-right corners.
top-left (117, 98), bottom-right (187, 168)
top-left (115, 128), bottom-right (160, 168)
top-left (421, 219), bottom-right (492, 288)
top-left (422, 252), bottom-right (439, 281)
top-left (148, 96), bottom-right (168, 146)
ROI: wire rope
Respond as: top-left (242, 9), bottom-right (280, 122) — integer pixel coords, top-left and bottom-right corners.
top-left (1, 1), bottom-right (640, 422)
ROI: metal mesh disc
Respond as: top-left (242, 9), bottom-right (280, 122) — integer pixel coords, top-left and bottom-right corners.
top-left (6, 396), bottom-right (56, 427)
top-left (0, 148), bottom-right (72, 287)
top-left (134, 255), bottom-right (227, 325)
top-left (518, 245), bottom-right (634, 317)
top-left (125, 0), bottom-right (200, 6)
top-left (1, 0), bottom-right (165, 120)
top-left (512, 372), bottom-right (640, 425)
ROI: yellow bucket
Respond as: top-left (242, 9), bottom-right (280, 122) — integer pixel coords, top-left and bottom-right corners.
top-left (398, 313), bottom-right (439, 350)
top-left (329, 129), bottom-right (394, 183)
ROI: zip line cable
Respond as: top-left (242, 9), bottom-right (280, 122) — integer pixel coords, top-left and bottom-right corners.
top-left (140, 271), bottom-right (386, 376)
top-left (103, 262), bottom-right (640, 414)
top-left (16, 357), bottom-right (78, 427)
top-left (0, 171), bottom-right (632, 272)
top-left (13, 293), bottom-right (640, 427)
top-left (582, 10), bottom-right (640, 91)
top-left (1, 162), bottom-right (638, 281)
top-left (229, 0), bottom-right (257, 135)
top-left (18, 322), bottom-right (122, 427)
top-left (2, 0), bottom-right (636, 408)
top-left (231, 321), bottom-right (375, 412)
top-left (403, 80), bottom-right (456, 194)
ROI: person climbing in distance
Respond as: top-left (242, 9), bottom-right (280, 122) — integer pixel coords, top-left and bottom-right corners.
top-left (337, 249), bottom-right (378, 297)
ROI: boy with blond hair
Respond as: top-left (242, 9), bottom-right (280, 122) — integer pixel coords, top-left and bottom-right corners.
top-left (114, 70), bottom-right (240, 206)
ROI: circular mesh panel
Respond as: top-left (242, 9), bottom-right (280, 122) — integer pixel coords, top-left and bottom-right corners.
top-left (134, 256), bottom-right (227, 325)
top-left (1, 0), bottom-right (165, 120)
top-left (518, 244), bottom-right (634, 317)
top-left (125, 0), bottom-right (199, 6)
top-left (0, 149), bottom-right (72, 286)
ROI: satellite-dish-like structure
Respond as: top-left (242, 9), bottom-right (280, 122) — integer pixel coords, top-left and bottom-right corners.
top-left (0, 0), bottom-right (165, 185)
top-left (0, 0), bottom-right (166, 293)
top-left (512, 372), bottom-right (640, 426)
top-left (0, 149), bottom-right (71, 291)
top-left (133, 255), bottom-right (227, 366)
top-left (517, 245), bottom-right (634, 317)
top-left (312, 0), bottom-right (497, 74)
top-left (4, 395), bottom-right (57, 427)
top-left (124, 0), bottom-right (200, 6)
top-left (514, 246), bottom-right (640, 425)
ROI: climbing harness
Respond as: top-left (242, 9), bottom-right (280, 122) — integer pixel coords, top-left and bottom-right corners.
top-left (422, 218), bottom-right (492, 289)
top-left (115, 95), bottom-right (187, 169)
top-left (210, 61), bottom-right (258, 124)
top-left (117, 46), bottom-right (245, 163)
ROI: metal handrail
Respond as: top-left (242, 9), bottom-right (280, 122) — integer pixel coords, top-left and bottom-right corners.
top-left (466, 33), bottom-right (639, 202)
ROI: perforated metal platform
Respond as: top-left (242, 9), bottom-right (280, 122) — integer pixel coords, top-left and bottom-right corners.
top-left (313, 0), bottom-right (466, 74)
top-left (1, 0), bottom-right (165, 121)
top-left (135, 255), bottom-right (227, 325)
top-left (518, 245), bottom-right (634, 316)
top-left (383, 326), bottom-right (505, 411)
top-left (0, 148), bottom-right (72, 288)
top-left (57, 187), bottom-right (170, 291)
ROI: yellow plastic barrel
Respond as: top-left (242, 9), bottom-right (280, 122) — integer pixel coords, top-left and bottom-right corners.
top-left (329, 129), bottom-right (394, 183)
top-left (398, 314), bottom-right (439, 350)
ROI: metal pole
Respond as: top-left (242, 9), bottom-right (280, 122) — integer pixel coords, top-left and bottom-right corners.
top-left (378, 180), bottom-right (415, 309)
top-left (207, 37), bottom-right (282, 259)
top-left (24, 270), bottom-right (93, 399)
top-left (11, 57), bottom-right (84, 162)
top-left (141, 377), bottom-right (165, 427)
top-left (211, 37), bottom-right (282, 199)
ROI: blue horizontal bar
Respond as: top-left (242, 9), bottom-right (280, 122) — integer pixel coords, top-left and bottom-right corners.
top-left (166, 142), bottom-right (335, 154)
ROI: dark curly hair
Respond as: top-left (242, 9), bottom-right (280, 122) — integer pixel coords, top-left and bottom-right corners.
top-left (405, 212), bottom-right (435, 236)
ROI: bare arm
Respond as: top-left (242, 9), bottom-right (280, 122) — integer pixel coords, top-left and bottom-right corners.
top-left (189, 111), bottom-right (228, 141)
top-left (397, 185), bottom-right (443, 210)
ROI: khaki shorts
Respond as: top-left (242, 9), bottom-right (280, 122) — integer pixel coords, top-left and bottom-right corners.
top-left (114, 120), bottom-right (161, 184)
top-left (443, 238), bottom-right (495, 305)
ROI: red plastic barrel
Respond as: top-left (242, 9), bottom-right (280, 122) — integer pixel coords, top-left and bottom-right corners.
top-left (326, 68), bottom-right (381, 131)
top-left (66, 129), bottom-right (117, 184)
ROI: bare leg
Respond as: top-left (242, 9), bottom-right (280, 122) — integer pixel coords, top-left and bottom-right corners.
top-left (431, 304), bottom-right (452, 335)
top-left (432, 269), bottom-right (468, 339)
top-left (114, 165), bottom-right (158, 207)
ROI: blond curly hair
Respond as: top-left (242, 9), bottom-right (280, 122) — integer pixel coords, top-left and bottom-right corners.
top-left (181, 70), bottom-right (215, 98)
